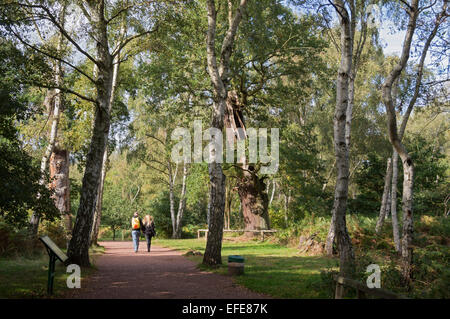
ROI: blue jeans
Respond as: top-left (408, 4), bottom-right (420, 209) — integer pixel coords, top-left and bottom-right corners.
top-left (132, 230), bottom-right (140, 252)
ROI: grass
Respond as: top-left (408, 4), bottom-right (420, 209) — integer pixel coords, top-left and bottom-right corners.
top-left (155, 214), bottom-right (450, 298)
top-left (155, 237), bottom-right (337, 298)
top-left (0, 245), bottom-right (104, 299)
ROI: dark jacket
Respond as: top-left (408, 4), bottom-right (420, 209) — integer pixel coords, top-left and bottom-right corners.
top-left (142, 221), bottom-right (156, 237)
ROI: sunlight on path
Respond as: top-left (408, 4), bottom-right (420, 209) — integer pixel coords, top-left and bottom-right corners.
top-left (65, 241), bottom-right (269, 299)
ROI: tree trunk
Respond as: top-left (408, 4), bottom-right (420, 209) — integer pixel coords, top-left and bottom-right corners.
top-left (345, 69), bottom-right (355, 148)
top-left (386, 1), bottom-right (444, 268)
top-left (67, 2), bottom-right (113, 267)
top-left (224, 182), bottom-right (232, 230)
top-left (174, 163), bottom-right (188, 239)
top-left (237, 169), bottom-right (270, 235)
top-left (385, 190), bottom-right (391, 219)
top-left (284, 192), bottom-right (288, 227)
top-left (325, 2), bottom-right (355, 278)
top-left (225, 91), bottom-right (271, 235)
top-left (169, 162), bottom-right (177, 238)
top-left (269, 180), bottom-right (276, 207)
top-left (90, 148), bottom-right (108, 246)
top-left (376, 157), bottom-right (392, 233)
top-left (381, 0), bottom-right (420, 286)
top-left (203, 105), bottom-right (226, 264)
top-left (29, 23), bottom-right (65, 236)
top-left (90, 49), bottom-right (121, 246)
top-left (49, 148), bottom-right (72, 234)
top-left (203, 0), bottom-right (247, 266)
top-left (390, 151), bottom-right (401, 252)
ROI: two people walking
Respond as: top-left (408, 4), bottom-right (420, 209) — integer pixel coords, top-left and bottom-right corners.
top-left (131, 211), bottom-right (156, 253)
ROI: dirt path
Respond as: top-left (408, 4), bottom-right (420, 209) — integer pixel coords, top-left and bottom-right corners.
top-left (65, 241), bottom-right (269, 299)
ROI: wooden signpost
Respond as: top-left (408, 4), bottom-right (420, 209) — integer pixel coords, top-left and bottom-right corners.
top-left (39, 236), bottom-right (69, 295)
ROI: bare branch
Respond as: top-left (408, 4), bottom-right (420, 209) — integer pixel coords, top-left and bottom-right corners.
top-left (112, 26), bottom-right (159, 57)
top-left (7, 26), bottom-right (97, 84)
top-left (36, 84), bottom-right (97, 104)
top-left (14, 2), bottom-right (100, 66)
top-left (145, 133), bottom-right (167, 146)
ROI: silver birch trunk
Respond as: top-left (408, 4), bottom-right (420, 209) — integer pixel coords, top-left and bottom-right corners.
top-left (324, 0), bottom-right (355, 277)
top-left (391, 151), bottom-right (401, 251)
top-left (326, 1), bottom-right (354, 275)
top-left (67, 2), bottom-right (114, 267)
top-left (203, 0), bottom-right (248, 266)
top-left (385, 190), bottom-right (391, 219)
top-left (168, 162), bottom-right (177, 237)
top-left (381, 0), bottom-right (420, 285)
top-left (269, 181), bottom-right (276, 207)
top-left (90, 49), bottom-right (121, 246)
top-left (29, 13), bottom-right (66, 236)
top-left (384, 1), bottom-right (444, 267)
top-left (284, 193), bottom-right (288, 226)
top-left (174, 162), bottom-right (188, 239)
top-left (376, 158), bottom-right (393, 233)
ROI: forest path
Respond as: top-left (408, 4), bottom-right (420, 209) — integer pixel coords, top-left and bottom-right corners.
top-left (65, 241), bottom-right (268, 299)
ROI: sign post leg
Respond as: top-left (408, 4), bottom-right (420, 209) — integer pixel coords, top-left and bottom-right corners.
top-left (47, 252), bottom-right (56, 295)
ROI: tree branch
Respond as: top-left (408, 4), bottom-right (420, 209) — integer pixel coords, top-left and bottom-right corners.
top-left (14, 2), bottom-right (100, 66)
top-left (111, 26), bottom-right (159, 57)
top-left (7, 25), bottom-right (97, 84)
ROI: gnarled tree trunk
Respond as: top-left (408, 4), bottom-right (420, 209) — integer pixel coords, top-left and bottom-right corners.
top-left (49, 148), bottom-right (71, 233)
top-left (237, 168), bottom-right (270, 235)
top-left (225, 91), bottom-right (270, 235)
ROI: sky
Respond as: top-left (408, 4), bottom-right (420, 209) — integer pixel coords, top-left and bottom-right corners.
top-left (379, 27), bottom-right (406, 56)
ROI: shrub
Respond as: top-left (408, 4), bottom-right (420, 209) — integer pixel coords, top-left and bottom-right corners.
top-left (39, 220), bottom-right (69, 248)
top-left (0, 220), bottom-right (43, 258)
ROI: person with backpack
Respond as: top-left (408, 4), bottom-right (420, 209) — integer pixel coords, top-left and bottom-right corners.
top-left (131, 211), bottom-right (143, 253)
top-left (142, 215), bottom-right (156, 252)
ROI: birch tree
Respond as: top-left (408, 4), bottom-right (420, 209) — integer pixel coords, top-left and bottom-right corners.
top-left (323, 0), bottom-right (356, 276)
top-left (381, 0), bottom-right (447, 284)
top-left (324, 0), bottom-right (377, 261)
top-left (91, 19), bottom-right (127, 247)
top-left (28, 3), bottom-right (67, 237)
top-left (203, 0), bottom-right (248, 265)
top-left (376, 1), bottom-right (448, 247)
top-left (3, 0), bottom-right (159, 265)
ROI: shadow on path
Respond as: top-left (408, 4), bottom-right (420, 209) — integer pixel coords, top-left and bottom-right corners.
top-left (65, 241), bottom-right (269, 299)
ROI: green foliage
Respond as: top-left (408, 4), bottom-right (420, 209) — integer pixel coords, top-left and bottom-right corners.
top-left (144, 190), bottom-right (173, 238)
top-left (0, 38), bottom-right (59, 227)
top-left (279, 123), bottom-right (329, 218)
top-left (102, 179), bottom-right (135, 239)
top-left (350, 132), bottom-right (449, 217)
top-left (0, 220), bottom-right (40, 258)
top-left (407, 135), bottom-right (449, 216)
top-left (349, 152), bottom-right (386, 214)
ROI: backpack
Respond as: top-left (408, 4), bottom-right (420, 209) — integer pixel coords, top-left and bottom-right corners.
top-left (132, 217), bottom-right (141, 230)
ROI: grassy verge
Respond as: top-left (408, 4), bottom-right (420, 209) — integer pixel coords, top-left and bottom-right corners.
top-left (0, 245), bottom-right (104, 299)
top-left (155, 237), bottom-right (337, 298)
